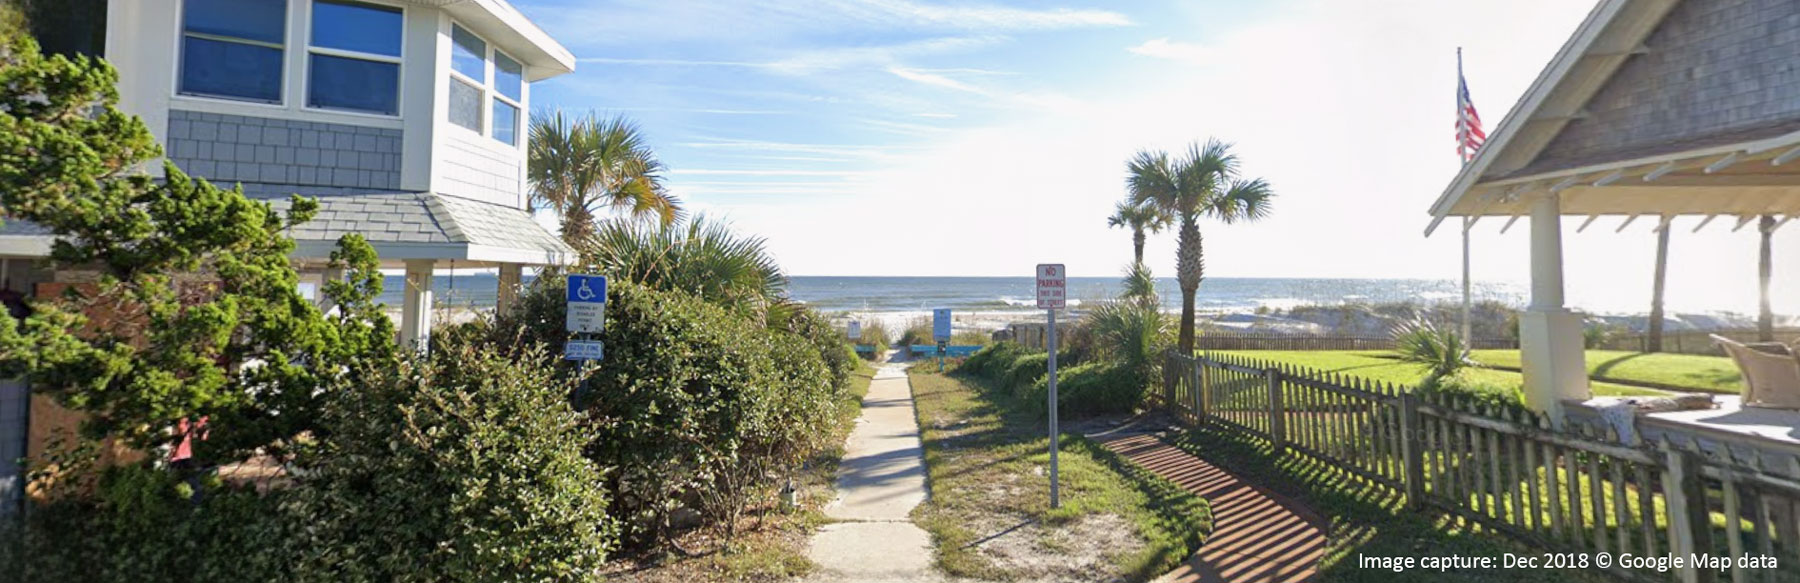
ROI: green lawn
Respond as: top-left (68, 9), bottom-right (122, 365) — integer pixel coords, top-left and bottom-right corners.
top-left (909, 366), bottom-right (1210, 582)
top-left (1468, 349), bottom-right (1740, 394)
top-left (1214, 350), bottom-right (1669, 397)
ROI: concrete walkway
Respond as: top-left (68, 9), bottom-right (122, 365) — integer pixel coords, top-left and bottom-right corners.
top-left (805, 358), bottom-right (947, 583)
top-left (1094, 431), bottom-right (1326, 583)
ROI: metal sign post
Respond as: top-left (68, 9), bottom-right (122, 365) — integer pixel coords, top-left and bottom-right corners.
top-left (565, 275), bottom-right (607, 362)
top-left (933, 308), bottom-right (951, 372)
top-left (1036, 264), bottom-right (1066, 509)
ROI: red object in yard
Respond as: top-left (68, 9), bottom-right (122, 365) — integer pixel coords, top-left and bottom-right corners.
top-left (171, 416), bottom-right (209, 462)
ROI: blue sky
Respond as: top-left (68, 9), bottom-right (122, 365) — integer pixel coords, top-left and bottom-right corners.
top-left (510, 0), bottom-right (1797, 316)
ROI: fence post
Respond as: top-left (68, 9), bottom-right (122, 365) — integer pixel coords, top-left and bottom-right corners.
top-left (1661, 442), bottom-right (1716, 583)
top-left (1193, 359), bottom-right (1205, 425)
top-left (1266, 368), bottom-right (1286, 453)
top-left (1164, 353), bottom-right (1176, 411)
top-left (1397, 392), bottom-right (1426, 509)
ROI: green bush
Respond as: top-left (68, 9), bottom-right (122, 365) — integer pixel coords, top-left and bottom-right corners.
top-left (1022, 360), bottom-right (1146, 417)
top-left (898, 314), bottom-right (935, 346)
top-left (1003, 352), bottom-right (1051, 396)
top-left (287, 341), bottom-right (615, 582)
top-left (775, 308), bottom-right (858, 391)
top-left (963, 342), bottom-right (1028, 378)
top-left (492, 278), bottom-right (838, 549)
top-left (2, 467), bottom-right (293, 582)
top-left (853, 318), bottom-right (891, 358)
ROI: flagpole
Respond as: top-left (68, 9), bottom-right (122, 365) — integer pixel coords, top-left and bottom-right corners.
top-left (1458, 47), bottom-right (1474, 347)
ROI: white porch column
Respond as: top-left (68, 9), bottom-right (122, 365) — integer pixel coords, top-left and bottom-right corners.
top-left (1518, 193), bottom-right (1590, 419)
top-left (496, 263), bottom-right (522, 315)
top-left (400, 259), bottom-right (435, 349)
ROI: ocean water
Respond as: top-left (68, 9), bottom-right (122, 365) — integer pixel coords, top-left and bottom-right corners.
top-left (386, 274), bottom-right (1528, 315)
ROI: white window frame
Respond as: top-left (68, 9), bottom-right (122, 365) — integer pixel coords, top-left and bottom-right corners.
top-left (302, 0), bottom-right (405, 118)
top-left (446, 23), bottom-right (524, 148)
top-left (174, 0), bottom-right (290, 106)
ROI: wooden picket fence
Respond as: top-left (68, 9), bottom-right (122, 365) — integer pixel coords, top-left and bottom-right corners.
top-left (1597, 328), bottom-right (1800, 356)
top-left (1158, 350), bottom-right (1800, 583)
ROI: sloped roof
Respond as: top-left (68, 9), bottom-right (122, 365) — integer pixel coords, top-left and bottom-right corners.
top-left (1, 192), bottom-right (575, 267)
top-left (1427, 0), bottom-right (1800, 234)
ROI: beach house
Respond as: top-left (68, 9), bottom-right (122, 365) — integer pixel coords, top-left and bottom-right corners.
top-left (0, 0), bottom-right (577, 514)
top-left (1428, 0), bottom-right (1798, 442)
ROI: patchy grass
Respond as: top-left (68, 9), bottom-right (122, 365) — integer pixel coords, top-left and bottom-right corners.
top-left (1468, 349), bottom-right (1740, 394)
top-left (602, 360), bottom-right (879, 583)
top-left (1214, 350), bottom-right (1668, 397)
top-left (909, 365), bottom-right (1210, 582)
top-left (1168, 426), bottom-right (1613, 583)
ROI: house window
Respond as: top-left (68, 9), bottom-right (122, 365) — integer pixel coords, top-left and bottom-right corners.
top-left (306, 0), bottom-right (402, 115)
top-left (491, 52), bottom-right (522, 145)
top-left (446, 24), bottom-right (524, 146)
top-left (447, 25), bottom-right (486, 133)
top-left (178, 0), bottom-right (286, 103)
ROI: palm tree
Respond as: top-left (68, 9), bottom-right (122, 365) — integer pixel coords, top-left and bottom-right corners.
top-left (584, 215), bottom-right (786, 315)
top-left (1107, 200), bottom-right (1170, 264)
top-left (1127, 139), bottom-right (1274, 354)
top-left (527, 111), bottom-right (681, 247)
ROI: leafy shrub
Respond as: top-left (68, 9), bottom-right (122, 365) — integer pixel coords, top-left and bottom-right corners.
top-left (775, 307), bottom-right (858, 391)
top-left (1003, 352), bottom-right (1051, 396)
top-left (492, 278), bottom-right (838, 549)
top-left (1021, 360), bottom-right (1147, 418)
top-left (1, 467), bottom-right (292, 582)
top-left (287, 341), bottom-right (615, 582)
top-left (963, 342), bottom-right (1028, 378)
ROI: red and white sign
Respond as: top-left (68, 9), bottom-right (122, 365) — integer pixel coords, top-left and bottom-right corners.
top-left (1035, 264), bottom-right (1066, 309)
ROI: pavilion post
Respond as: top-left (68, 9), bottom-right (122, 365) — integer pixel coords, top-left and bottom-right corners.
top-left (496, 263), bottom-right (523, 315)
top-left (1518, 193), bottom-right (1589, 421)
top-left (1461, 216), bottom-right (1473, 345)
top-left (400, 259), bottom-right (435, 350)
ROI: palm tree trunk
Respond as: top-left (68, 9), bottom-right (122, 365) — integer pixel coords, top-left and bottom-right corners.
top-left (1176, 218), bottom-right (1202, 353)
top-left (1759, 215), bottom-right (1775, 342)
top-left (1648, 221), bottom-right (1670, 352)
top-left (1132, 230), bottom-right (1146, 264)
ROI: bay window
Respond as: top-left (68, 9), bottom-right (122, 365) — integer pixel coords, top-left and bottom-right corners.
top-left (306, 0), bottom-right (403, 115)
top-left (179, 0), bottom-right (286, 103)
top-left (447, 24), bottom-right (524, 147)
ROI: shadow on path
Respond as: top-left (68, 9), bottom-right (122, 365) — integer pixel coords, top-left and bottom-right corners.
top-left (1091, 426), bottom-right (1326, 583)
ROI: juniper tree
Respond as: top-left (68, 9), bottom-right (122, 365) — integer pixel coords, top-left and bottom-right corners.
top-left (0, 31), bottom-right (394, 466)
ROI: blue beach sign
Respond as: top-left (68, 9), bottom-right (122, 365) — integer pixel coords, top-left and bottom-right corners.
top-left (932, 308), bottom-right (951, 342)
top-left (565, 274), bottom-right (607, 361)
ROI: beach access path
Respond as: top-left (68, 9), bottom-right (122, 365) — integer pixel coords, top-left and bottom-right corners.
top-left (805, 354), bottom-right (957, 583)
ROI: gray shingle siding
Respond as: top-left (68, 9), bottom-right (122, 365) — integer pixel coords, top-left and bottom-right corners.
top-left (165, 109), bottom-right (403, 191)
top-left (1530, 0), bottom-right (1800, 172)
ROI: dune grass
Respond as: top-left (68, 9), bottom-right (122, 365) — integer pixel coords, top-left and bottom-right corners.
top-left (1468, 349), bottom-right (1740, 394)
top-left (908, 365), bottom-right (1210, 582)
top-left (1213, 350), bottom-right (1668, 397)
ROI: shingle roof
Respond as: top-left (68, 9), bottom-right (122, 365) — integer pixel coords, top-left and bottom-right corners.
top-left (2, 189), bottom-right (573, 265)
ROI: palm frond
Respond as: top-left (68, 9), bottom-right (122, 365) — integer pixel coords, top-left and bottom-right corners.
top-left (1211, 177), bottom-right (1275, 224)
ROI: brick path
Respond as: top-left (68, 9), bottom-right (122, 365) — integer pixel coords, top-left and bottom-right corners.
top-left (1095, 432), bottom-right (1327, 583)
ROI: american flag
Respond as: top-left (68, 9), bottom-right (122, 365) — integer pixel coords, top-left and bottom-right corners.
top-left (1455, 49), bottom-right (1486, 162)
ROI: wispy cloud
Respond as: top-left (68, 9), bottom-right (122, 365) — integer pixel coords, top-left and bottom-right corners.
top-left (578, 36), bottom-right (1002, 76)
top-left (669, 169), bottom-right (874, 177)
top-left (1127, 38), bottom-right (1216, 64)
top-left (533, 0), bottom-right (1131, 48)
top-left (887, 67), bottom-right (986, 94)
top-left (914, 112), bottom-right (958, 119)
